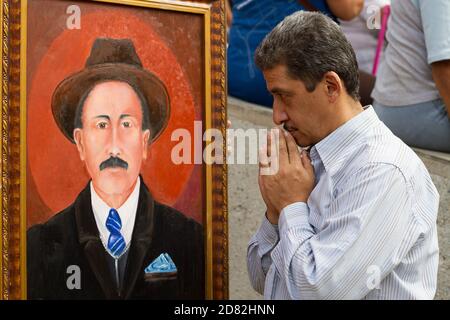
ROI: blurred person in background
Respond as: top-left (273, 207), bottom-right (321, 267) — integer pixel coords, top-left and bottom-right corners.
top-left (227, 0), bottom-right (363, 107)
top-left (340, 0), bottom-right (390, 74)
top-left (341, 0), bottom-right (391, 106)
top-left (371, 0), bottom-right (450, 153)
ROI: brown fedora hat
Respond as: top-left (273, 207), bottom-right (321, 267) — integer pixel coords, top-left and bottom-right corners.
top-left (51, 38), bottom-right (170, 143)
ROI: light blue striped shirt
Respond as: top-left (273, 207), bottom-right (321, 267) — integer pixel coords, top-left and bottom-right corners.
top-left (247, 106), bottom-right (440, 299)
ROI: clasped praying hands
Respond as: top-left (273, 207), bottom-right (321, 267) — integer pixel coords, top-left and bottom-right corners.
top-left (258, 128), bottom-right (316, 225)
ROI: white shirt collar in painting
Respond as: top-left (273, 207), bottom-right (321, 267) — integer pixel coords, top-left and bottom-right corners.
top-left (91, 176), bottom-right (140, 256)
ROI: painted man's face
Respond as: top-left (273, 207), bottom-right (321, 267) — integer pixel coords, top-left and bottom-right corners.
top-left (73, 81), bottom-right (150, 198)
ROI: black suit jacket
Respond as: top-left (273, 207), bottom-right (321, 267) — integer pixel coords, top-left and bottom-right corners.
top-left (27, 180), bottom-right (204, 299)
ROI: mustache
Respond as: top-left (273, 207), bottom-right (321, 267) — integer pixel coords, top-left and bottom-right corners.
top-left (283, 123), bottom-right (297, 131)
top-left (99, 156), bottom-right (128, 171)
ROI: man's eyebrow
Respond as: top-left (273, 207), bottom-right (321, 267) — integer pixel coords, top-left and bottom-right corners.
top-left (94, 115), bottom-right (110, 120)
top-left (269, 87), bottom-right (291, 95)
top-left (119, 114), bottom-right (134, 119)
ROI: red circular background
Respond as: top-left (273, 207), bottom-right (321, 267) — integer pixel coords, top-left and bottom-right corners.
top-left (28, 10), bottom-right (196, 219)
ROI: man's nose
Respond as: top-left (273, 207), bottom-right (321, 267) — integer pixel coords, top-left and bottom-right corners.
top-left (272, 102), bottom-right (288, 126)
top-left (108, 126), bottom-right (122, 156)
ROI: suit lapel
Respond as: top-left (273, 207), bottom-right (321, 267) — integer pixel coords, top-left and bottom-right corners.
top-left (74, 183), bottom-right (118, 299)
top-left (122, 180), bottom-right (156, 298)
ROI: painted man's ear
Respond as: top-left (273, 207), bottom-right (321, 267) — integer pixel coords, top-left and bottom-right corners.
top-left (73, 128), bottom-right (85, 161)
top-left (142, 129), bottom-right (151, 160)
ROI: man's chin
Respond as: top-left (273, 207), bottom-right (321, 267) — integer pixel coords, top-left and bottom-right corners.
top-left (292, 133), bottom-right (309, 148)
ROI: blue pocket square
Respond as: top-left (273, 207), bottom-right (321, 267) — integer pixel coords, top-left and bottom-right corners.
top-left (145, 253), bottom-right (177, 274)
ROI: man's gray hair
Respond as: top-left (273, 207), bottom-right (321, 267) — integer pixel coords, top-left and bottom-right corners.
top-left (255, 11), bottom-right (360, 100)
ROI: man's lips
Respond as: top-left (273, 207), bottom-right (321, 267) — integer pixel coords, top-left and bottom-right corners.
top-left (283, 124), bottom-right (298, 133)
top-left (103, 166), bottom-right (126, 171)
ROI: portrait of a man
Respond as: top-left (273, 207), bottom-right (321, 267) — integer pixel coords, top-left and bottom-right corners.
top-left (26, 38), bottom-right (205, 299)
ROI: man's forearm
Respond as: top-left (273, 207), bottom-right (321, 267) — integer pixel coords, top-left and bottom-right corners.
top-left (431, 60), bottom-right (450, 118)
top-left (266, 208), bottom-right (279, 225)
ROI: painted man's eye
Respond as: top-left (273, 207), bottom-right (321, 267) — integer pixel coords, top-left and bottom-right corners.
top-left (97, 122), bottom-right (108, 129)
top-left (122, 121), bottom-right (132, 128)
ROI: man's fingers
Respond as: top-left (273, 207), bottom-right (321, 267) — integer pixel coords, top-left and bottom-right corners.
top-left (259, 144), bottom-right (270, 168)
top-left (284, 130), bottom-right (301, 164)
top-left (258, 168), bottom-right (265, 199)
top-left (273, 128), bottom-right (288, 166)
top-left (267, 130), bottom-right (272, 158)
top-left (301, 150), bottom-right (314, 173)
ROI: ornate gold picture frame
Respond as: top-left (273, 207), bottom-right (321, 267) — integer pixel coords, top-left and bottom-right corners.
top-left (0, 0), bottom-right (227, 299)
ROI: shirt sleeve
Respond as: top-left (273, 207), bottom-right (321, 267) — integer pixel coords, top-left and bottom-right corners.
top-left (418, 0), bottom-right (450, 64)
top-left (270, 163), bottom-right (422, 299)
top-left (247, 215), bottom-right (279, 295)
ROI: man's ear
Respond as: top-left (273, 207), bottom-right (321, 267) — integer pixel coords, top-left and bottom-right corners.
top-left (142, 129), bottom-right (151, 160)
top-left (323, 71), bottom-right (342, 103)
top-left (73, 128), bottom-right (85, 161)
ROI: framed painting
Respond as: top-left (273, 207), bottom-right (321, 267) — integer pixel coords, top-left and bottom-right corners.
top-left (0, 0), bottom-right (228, 299)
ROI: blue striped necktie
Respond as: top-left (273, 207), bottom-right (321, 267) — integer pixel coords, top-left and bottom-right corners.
top-left (106, 208), bottom-right (126, 258)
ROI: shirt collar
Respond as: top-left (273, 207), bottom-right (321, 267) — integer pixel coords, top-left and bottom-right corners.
top-left (310, 106), bottom-right (379, 174)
